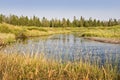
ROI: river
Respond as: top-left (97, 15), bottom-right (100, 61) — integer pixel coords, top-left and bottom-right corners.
top-left (1, 34), bottom-right (120, 66)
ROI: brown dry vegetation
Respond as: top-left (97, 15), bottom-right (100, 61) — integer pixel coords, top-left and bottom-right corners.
top-left (0, 53), bottom-right (119, 80)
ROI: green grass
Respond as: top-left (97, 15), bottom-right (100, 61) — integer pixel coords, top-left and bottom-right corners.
top-left (0, 53), bottom-right (119, 80)
top-left (0, 23), bottom-right (71, 44)
top-left (0, 23), bottom-right (120, 44)
top-left (78, 26), bottom-right (120, 39)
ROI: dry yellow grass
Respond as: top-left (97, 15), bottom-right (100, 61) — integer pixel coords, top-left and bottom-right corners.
top-left (0, 53), bottom-right (119, 80)
top-left (0, 33), bottom-right (15, 43)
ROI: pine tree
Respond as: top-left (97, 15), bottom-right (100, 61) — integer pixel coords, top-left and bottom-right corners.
top-left (62, 18), bottom-right (67, 27)
top-left (108, 19), bottom-right (113, 26)
top-left (73, 16), bottom-right (77, 27)
top-left (93, 19), bottom-right (97, 27)
top-left (113, 19), bottom-right (118, 26)
top-left (79, 16), bottom-right (84, 27)
top-left (97, 20), bottom-right (101, 26)
top-left (88, 17), bottom-right (93, 27)
top-left (0, 14), bottom-right (119, 27)
top-left (0, 14), bottom-right (3, 23)
top-left (41, 17), bottom-right (49, 27)
top-left (84, 21), bottom-right (89, 27)
top-left (67, 19), bottom-right (71, 27)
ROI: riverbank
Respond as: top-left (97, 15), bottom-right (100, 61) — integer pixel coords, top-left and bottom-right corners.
top-left (84, 37), bottom-right (120, 44)
top-left (0, 23), bottom-right (71, 45)
top-left (0, 23), bottom-right (120, 45)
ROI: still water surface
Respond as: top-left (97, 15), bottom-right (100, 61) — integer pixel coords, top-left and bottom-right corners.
top-left (1, 34), bottom-right (120, 64)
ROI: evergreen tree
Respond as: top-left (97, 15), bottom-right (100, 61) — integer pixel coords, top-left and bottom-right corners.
top-left (54, 19), bottom-right (59, 27)
top-left (33, 16), bottom-right (41, 27)
top-left (97, 20), bottom-right (101, 26)
top-left (0, 14), bottom-right (119, 27)
top-left (0, 14), bottom-right (3, 23)
top-left (88, 17), bottom-right (93, 27)
top-left (73, 16), bottom-right (77, 27)
top-left (41, 17), bottom-right (49, 27)
top-left (62, 18), bottom-right (67, 27)
top-left (93, 19), bottom-right (97, 27)
top-left (28, 18), bottom-right (34, 26)
top-left (10, 15), bottom-right (19, 25)
top-left (58, 20), bottom-right (62, 27)
top-left (113, 19), bottom-right (118, 26)
top-left (79, 16), bottom-right (84, 27)
top-left (50, 19), bottom-right (54, 27)
top-left (84, 21), bottom-right (89, 27)
top-left (67, 19), bottom-right (71, 27)
top-left (108, 19), bottom-right (113, 26)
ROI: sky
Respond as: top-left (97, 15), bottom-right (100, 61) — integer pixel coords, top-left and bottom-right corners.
top-left (0, 0), bottom-right (120, 20)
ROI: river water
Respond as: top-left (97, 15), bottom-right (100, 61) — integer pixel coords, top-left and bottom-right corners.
top-left (1, 34), bottom-right (120, 65)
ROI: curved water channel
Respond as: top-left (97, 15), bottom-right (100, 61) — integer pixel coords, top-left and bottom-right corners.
top-left (1, 34), bottom-right (120, 66)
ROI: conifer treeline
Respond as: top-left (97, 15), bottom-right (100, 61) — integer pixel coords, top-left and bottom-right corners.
top-left (0, 14), bottom-right (120, 27)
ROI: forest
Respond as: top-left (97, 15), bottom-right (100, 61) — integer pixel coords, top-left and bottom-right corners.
top-left (0, 14), bottom-right (120, 27)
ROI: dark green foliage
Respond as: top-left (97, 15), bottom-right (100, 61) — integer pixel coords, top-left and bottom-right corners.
top-left (79, 16), bottom-right (84, 27)
top-left (0, 14), bottom-right (119, 27)
top-left (84, 21), bottom-right (89, 27)
top-left (41, 17), bottom-right (50, 27)
top-left (0, 14), bottom-right (3, 23)
top-left (62, 18), bottom-right (67, 27)
top-left (97, 20), bottom-right (101, 26)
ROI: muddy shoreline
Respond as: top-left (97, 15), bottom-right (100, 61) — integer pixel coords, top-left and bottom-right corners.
top-left (84, 37), bottom-right (120, 44)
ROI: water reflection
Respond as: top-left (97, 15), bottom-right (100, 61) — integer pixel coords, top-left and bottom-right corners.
top-left (1, 34), bottom-right (120, 65)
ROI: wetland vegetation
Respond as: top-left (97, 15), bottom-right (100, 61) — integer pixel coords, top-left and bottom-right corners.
top-left (0, 14), bottom-right (120, 80)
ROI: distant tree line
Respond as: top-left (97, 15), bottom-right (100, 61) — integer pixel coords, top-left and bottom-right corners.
top-left (0, 14), bottom-right (120, 27)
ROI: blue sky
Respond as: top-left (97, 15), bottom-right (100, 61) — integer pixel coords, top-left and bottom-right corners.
top-left (0, 0), bottom-right (120, 20)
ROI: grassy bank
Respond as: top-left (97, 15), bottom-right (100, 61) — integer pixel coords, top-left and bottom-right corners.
top-left (0, 53), bottom-right (119, 80)
top-left (0, 23), bottom-right (120, 44)
top-left (0, 23), bottom-right (71, 44)
top-left (78, 26), bottom-right (120, 39)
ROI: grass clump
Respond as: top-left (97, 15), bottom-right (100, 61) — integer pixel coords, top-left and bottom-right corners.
top-left (0, 33), bottom-right (15, 44)
top-left (0, 53), bottom-right (119, 80)
top-left (0, 23), bottom-right (26, 43)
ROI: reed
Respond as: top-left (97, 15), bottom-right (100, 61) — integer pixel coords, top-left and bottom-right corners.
top-left (0, 53), bottom-right (119, 80)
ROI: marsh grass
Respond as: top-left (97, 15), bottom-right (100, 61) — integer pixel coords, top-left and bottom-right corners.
top-left (0, 23), bottom-right (71, 44)
top-left (79, 26), bottom-right (120, 39)
top-left (0, 33), bottom-right (15, 44)
top-left (0, 52), bottom-right (119, 80)
top-left (0, 23), bottom-right (120, 44)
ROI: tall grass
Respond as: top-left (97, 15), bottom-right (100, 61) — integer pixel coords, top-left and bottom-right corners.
top-left (0, 53), bottom-right (119, 80)
top-left (0, 33), bottom-right (15, 43)
top-left (0, 23), bottom-right (120, 44)
top-left (79, 26), bottom-right (120, 39)
top-left (0, 23), bottom-right (120, 79)
top-left (0, 23), bottom-right (71, 43)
